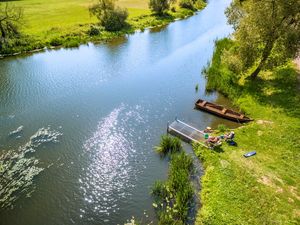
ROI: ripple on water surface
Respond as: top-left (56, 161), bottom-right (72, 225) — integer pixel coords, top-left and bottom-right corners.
top-left (79, 104), bottom-right (148, 221)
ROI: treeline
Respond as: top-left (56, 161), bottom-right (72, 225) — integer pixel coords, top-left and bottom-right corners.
top-left (0, 0), bottom-right (206, 55)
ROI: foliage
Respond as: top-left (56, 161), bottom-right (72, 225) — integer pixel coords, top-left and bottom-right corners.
top-left (152, 151), bottom-right (194, 224)
top-left (0, 3), bottom-right (23, 50)
top-left (225, 0), bottom-right (300, 78)
top-left (88, 25), bottom-right (101, 36)
top-left (154, 135), bottom-right (183, 156)
top-left (204, 38), bottom-right (240, 97)
top-left (179, 0), bottom-right (194, 10)
top-left (89, 0), bottom-right (128, 31)
top-left (217, 124), bottom-right (227, 133)
top-left (148, 0), bottom-right (171, 16)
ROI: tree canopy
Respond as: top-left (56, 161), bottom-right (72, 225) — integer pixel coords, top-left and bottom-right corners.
top-left (226, 0), bottom-right (300, 78)
top-left (149, 0), bottom-right (171, 15)
top-left (89, 0), bottom-right (128, 31)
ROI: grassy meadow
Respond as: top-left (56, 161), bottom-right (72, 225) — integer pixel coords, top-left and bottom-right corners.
top-left (0, 0), bottom-right (205, 54)
top-left (195, 39), bottom-right (300, 224)
top-left (12, 0), bottom-right (149, 35)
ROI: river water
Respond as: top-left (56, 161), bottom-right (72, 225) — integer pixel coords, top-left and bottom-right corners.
top-left (0, 0), bottom-right (233, 224)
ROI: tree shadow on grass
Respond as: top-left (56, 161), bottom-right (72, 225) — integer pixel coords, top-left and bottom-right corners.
top-left (241, 66), bottom-right (300, 118)
top-left (212, 146), bottom-right (224, 153)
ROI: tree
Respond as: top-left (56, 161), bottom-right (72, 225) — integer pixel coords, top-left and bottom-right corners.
top-left (149, 0), bottom-right (170, 16)
top-left (226, 0), bottom-right (300, 79)
top-left (0, 3), bottom-right (23, 49)
top-left (89, 0), bottom-right (128, 31)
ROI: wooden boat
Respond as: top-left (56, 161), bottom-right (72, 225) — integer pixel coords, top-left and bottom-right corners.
top-left (195, 99), bottom-right (253, 123)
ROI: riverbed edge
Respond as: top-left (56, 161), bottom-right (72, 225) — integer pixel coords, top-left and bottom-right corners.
top-left (0, 6), bottom-right (207, 59)
top-left (194, 38), bottom-right (300, 224)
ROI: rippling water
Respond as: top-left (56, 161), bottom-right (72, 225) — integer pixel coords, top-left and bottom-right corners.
top-left (0, 0), bottom-right (234, 224)
top-left (80, 105), bottom-right (147, 221)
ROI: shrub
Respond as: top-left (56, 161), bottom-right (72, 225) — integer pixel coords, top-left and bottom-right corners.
top-left (179, 0), bottom-right (194, 10)
top-left (149, 0), bottom-right (170, 16)
top-left (49, 37), bottom-right (63, 46)
top-left (89, 0), bottom-right (128, 31)
top-left (221, 48), bottom-right (244, 74)
top-left (217, 124), bottom-right (227, 132)
top-left (154, 135), bottom-right (182, 156)
top-left (88, 26), bottom-right (101, 36)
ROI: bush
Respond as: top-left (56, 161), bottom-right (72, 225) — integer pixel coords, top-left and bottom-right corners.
top-left (217, 124), bottom-right (228, 132)
top-left (49, 37), bottom-right (63, 46)
top-left (89, 0), bottom-right (128, 31)
top-left (179, 0), bottom-right (194, 10)
top-left (88, 26), bottom-right (101, 36)
top-left (149, 0), bottom-right (170, 16)
top-left (103, 8), bottom-right (128, 31)
top-left (154, 135), bottom-right (182, 156)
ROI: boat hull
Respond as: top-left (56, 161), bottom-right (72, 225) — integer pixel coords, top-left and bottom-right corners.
top-left (195, 99), bottom-right (252, 123)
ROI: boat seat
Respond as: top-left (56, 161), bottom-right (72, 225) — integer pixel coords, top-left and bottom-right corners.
top-left (240, 114), bottom-right (245, 119)
top-left (201, 101), bottom-right (207, 106)
top-left (221, 108), bottom-right (227, 114)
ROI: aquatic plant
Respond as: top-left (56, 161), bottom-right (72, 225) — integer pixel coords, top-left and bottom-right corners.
top-left (217, 124), bottom-right (227, 132)
top-left (152, 151), bottom-right (194, 224)
top-left (154, 135), bottom-right (183, 156)
top-left (195, 84), bottom-right (199, 92)
top-left (0, 127), bottom-right (62, 209)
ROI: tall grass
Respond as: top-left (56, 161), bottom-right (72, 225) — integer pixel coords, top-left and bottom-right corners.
top-left (152, 151), bottom-right (194, 224)
top-left (154, 135), bottom-right (182, 156)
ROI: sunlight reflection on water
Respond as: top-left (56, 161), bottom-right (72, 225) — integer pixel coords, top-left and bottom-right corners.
top-left (80, 104), bottom-right (147, 220)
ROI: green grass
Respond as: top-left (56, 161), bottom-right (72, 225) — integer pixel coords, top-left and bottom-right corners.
top-left (195, 39), bottom-right (300, 224)
top-left (9, 0), bottom-right (148, 35)
top-left (0, 0), bottom-right (206, 55)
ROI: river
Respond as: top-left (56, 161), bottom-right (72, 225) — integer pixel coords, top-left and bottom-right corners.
top-left (0, 0), bottom-right (233, 224)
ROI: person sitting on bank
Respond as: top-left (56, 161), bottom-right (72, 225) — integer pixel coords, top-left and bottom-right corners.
top-left (224, 131), bottom-right (235, 140)
top-left (203, 126), bottom-right (213, 133)
top-left (206, 136), bottom-right (220, 144)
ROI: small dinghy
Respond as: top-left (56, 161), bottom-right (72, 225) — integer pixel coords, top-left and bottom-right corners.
top-left (243, 151), bottom-right (256, 158)
top-left (195, 99), bottom-right (253, 123)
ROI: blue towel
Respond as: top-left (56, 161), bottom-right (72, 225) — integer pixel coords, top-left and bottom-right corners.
top-left (244, 151), bottom-right (256, 158)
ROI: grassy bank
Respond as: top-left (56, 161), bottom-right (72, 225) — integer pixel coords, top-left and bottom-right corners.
top-left (195, 39), bottom-right (300, 224)
top-left (0, 0), bottom-right (206, 55)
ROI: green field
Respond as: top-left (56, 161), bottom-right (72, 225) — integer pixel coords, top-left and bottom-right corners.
top-left (8, 0), bottom-right (149, 35)
top-left (0, 0), bottom-right (204, 54)
top-left (195, 39), bottom-right (300, 224)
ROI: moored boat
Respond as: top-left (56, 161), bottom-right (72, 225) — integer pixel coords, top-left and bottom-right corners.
top-left (195, 99), bottom-right (253, 123)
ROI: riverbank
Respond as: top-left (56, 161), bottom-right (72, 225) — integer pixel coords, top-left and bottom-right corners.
top-left (0, 0), bottom-right (206, 57)
top-left (195, 38), bottom-right (300, 224)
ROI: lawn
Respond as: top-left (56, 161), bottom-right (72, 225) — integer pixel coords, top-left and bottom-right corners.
top-left (7, 0), bottom-right (150, 35)
top-left (195, 39), bottom-right (300, 224)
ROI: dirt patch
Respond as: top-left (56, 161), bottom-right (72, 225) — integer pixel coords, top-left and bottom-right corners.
top-left (257, 120), bottom-right (273, 125)
top-left (258, 175), bottom-right (274, 187)
top-left (294, 57), bottom-right (300, 90)
top-left (220, 159), bottom-right (230, 168)
top-left (289, 186), bottom-right (300, 201)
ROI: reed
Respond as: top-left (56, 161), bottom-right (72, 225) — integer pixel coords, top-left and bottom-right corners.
top-left (154, 135), bottom-right (183, 156)
top-left (152, 151), bottom-right (194, 224)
